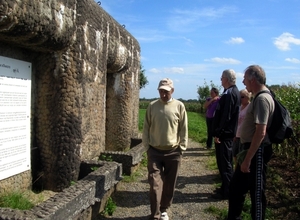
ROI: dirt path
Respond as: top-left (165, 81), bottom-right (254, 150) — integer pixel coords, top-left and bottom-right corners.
top-left (98, 139), bottom-right (228, 220)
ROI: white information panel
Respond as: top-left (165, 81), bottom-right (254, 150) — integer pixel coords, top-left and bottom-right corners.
top-left (0, 56), bottom-right (32, 180)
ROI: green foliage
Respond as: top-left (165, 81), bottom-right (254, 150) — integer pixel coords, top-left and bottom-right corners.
top-left (139, 65), bottom-right (148, 89)
top-left (70, 180), bottom-right (76, 186)
top-left (140, 152), bottom-right (148, 167)
top-left (122, 171), bottom-right (143, 183)
top-left (0, 192), bottom-right (34, 210)
top-left (139, 99), bottom-right (201, 113)
top-left (183, 102), bottom-right (202, 113)
top-left (99, 154), bottom-right (113, 162)
top-left (267, 165), bottom-right (299, 217)
top-left (204, 206), bottom-right (228, 219)
top-left (197, 83), bottom-right (210, 104)
top-left (91, 166), bottom-right (99, 171)
top-left (271, 84), bottom-right (300, 121)
top-left (205, 197), bottom-right (273, 220)
top-left (102, 197), bottom-right (117, 216)
top-left (139, 100), bottom-right (150, 109)
top-left (197, 79), bottom-right (222, 102)
top-left (268, 84), bottom-right (300, 161)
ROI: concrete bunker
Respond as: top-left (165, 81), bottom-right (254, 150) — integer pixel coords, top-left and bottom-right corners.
top-left (0, 0), bottom-right (141, 194)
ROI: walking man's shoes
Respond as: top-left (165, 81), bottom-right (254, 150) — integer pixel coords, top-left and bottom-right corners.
top-left (160, 212), bottom-right (169, 220)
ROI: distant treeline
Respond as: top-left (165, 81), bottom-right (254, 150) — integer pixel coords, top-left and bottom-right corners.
top-left (139, 98), bottom-right (202, 113)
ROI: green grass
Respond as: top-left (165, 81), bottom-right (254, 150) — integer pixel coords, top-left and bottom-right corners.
top-left (102, 197), bottom-right (117, 216)
top-left (187, 111), bottom-right (207, 143)
top-left (0, 192), bottom-right (35, 210)
top-left (122, 153), bottom-right (147, 183)
top-left (139, 109), bottom-right (146, 131)
top-left (122, 171), bottom-right (144, 183)
top-left (204, 206), bottom-right (228, 219)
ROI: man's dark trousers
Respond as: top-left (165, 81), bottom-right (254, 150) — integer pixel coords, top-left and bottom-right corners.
top-left (227, 144), bottom-right (273, 220)
top-left (215, 139), bottom-right (233, 198)
top-left (206, 117), bottom-right (214, 148)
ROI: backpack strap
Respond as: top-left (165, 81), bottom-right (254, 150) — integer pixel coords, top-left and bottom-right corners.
top-left (252, 90), bottom-right (274, 103)
top-left (252, 90), bottom-right (275, 132)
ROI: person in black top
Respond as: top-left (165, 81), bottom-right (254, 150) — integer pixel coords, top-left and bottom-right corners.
top-left (212, 69), bottom-right (240, 200)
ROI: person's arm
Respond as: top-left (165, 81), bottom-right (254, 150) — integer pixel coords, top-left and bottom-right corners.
top-left (178, 105), bottom-right (188, 151)
top-left (204, 96), bottom-right (219, 109)
top-left (212, 93), bottom-right (231, 138)
top-left (142, 105), bottom-right (151, 150)
top-left (240, 124), bottom-right (266, 173)
top-left (203, 98), bottom-right (212, 109)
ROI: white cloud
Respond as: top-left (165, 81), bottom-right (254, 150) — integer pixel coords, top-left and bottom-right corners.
top-left (226, 37), bottom-right (245, 44)
top-left (274, 32), bottom-right (300, 51)
top-left (163, 67), bottom-right (184, 74)
top-left (167, 6), bottom-right (238, 32)
top-left (148, 67), bottom-right (184, 74)
top-left (181, 37), bottom-right (194, 46)
top-left (149, 68), bottom-right (161, 74)
top-left (285, 58), bottom-right (300, 64)
top-left (137, 34), bottom-right (169, 43)
top-left (205, 57), bottom-right (241, 64)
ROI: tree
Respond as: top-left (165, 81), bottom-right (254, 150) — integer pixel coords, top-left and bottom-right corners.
top-left (197, 79), bottom-right (222, 113)
top-left (139, 65), bottom-right (148, 89)
top-left (197, 79), bottom-right (221, 103)
top-left (197, 84), bottom-right (210, 105)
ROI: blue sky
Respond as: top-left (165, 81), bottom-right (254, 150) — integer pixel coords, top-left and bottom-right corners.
top-left (98, 0), bottom-right (300, 100)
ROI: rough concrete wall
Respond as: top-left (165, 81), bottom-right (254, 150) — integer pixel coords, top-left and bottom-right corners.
top-left (105, 29), bottom-right (140, 151)
top-left (0, 0), bottom-right (140, 191)
top-left (0, 0), bottom-right (77, 51)
top-left (75, 0), bottom-right (140, 151)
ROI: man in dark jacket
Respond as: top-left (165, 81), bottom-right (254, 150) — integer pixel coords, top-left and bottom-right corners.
top-left (212, 69), bottom-right (240, 200)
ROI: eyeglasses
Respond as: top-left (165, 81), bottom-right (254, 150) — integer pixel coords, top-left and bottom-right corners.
top-left (241, 96), bottom-right (245, 99)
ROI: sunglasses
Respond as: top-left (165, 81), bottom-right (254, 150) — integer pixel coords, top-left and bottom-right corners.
top-left (241, 96), bottom-right (245, 98)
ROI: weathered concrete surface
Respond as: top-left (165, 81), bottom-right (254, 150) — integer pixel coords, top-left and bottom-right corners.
top-left (0, 140), bottom-right (147, 220)
top-left (101, 138), bottom-right (145, 175)
top-left (0, 161), bottom-right (122, 220)
top-left (0, 0), bottom-right (140, 192)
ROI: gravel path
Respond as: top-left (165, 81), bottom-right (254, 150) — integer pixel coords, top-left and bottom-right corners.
top-left (98, 139), bottom-right (228, 220)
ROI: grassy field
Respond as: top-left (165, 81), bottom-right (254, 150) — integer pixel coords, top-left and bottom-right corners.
top-left (139, 109), bottom-right (207, 145)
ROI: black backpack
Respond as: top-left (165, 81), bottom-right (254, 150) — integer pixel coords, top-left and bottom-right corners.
top-left (253, 90), bottom-right (293, 144)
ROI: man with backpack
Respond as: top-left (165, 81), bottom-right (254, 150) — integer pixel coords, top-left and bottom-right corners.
top-left (227, 65), bottom-right (275, 220)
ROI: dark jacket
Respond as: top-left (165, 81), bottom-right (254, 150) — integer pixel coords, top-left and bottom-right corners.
top-left (212, 85), bottom-right (240, 139)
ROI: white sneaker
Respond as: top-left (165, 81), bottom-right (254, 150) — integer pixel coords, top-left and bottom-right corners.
top-left (160, 212), bottom-right (169, 220)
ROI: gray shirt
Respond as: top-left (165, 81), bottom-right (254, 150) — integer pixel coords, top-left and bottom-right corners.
top-left (240, 91), bottom-right (274, 144)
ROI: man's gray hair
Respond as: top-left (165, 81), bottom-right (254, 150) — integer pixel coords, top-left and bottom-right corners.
top-left (244, 65), bottom-right (266, 85)
top-left (222, 69), bottom-right (236, 85)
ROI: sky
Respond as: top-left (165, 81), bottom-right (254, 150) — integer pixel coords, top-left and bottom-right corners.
top-left (97, 0), bottom-right (300, 100)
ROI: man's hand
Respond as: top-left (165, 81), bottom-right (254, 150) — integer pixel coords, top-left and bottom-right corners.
top-left (241, 158), bottom-right (251, 173)
top-left (214, 137), bottom-right (221, 144)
